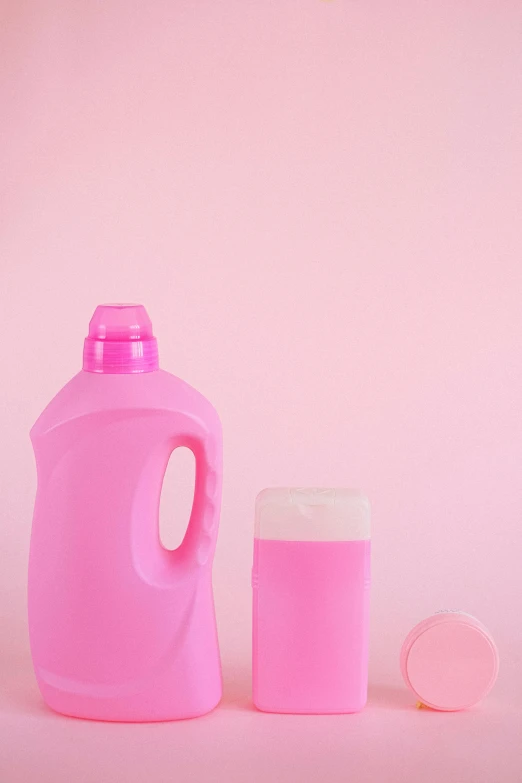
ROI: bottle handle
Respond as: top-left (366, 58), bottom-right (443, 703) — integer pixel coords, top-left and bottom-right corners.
top-left (174, 429), bottom-right (222, 569)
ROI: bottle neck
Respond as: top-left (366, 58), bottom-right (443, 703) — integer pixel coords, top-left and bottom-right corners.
top-left (83, 336), bottom-right (159, 374)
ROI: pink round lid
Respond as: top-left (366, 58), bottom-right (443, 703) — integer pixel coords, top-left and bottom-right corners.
top-left (400, 612), bottom-right (499, 711)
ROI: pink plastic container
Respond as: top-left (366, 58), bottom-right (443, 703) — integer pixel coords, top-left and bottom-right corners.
top-left (28, 304), bottom-right (223, 722)
top-left (400, 611), bottom-right (499, 711)
top-left (252, 488), bottom-right (371, 714)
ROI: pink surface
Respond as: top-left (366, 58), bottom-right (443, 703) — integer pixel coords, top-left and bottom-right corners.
top-left (29, 307), bottom-right (223, 720)
top-left (1, 0), bottom-right (522, 780)
top-left (401, 612), bottom-right (499, 711)
top-left (253, 539), bottom-right (370, 713)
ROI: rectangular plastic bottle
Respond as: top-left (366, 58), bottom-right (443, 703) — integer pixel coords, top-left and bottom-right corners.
top-left (252, 488), bottom-right (371, 714)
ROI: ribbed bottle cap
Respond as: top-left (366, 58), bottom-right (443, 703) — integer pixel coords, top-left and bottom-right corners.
top-left (83, 304), bottom-right (159, 374)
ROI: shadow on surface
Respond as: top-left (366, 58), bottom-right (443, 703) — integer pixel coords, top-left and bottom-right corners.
top-left (220, 663), bottom-right (255, 712)
top-left (367, 683), bottom-right (414, 710)
top-left (220, 668), bottom-right (415, 714)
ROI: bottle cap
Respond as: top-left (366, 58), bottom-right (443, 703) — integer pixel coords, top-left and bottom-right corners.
top-left (255, 488), bottom-right (370, 541)
top-left (400, 611), bottom-right (499, 711)
top-left (83, 303), bottom-right (159, 374)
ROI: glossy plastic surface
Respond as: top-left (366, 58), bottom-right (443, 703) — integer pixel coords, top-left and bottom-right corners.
top-left (400, 612), bottom-right (499, 711)
top-left (83, 303), bottom-right (159, 373)
top-left (29, 309), bottom-right (222, 722)
top-left (252, 488), bottom-right (371, 714)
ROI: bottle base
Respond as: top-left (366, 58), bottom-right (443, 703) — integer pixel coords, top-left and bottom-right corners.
top-left (253, 698), bottom-right (367, 715)
top-left (37, 678), bottom-right (222, 723)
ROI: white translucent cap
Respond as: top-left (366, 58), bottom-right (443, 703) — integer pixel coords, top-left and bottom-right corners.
top-left (255, 488), bottom-right (371, 542)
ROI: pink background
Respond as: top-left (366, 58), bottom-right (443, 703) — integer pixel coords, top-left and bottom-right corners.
top-left (1, 1), bottom-right (522, 780)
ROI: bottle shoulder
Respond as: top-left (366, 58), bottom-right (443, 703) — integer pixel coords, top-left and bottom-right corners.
top-left (31, 369), bottom-right (220, 438)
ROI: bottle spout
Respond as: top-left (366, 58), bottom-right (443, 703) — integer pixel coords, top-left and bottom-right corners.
top-left (83, 303), bottom-right (159, 374)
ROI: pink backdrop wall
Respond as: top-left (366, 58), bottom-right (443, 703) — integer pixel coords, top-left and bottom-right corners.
top-left (1, 1), bottom-right (521, 781)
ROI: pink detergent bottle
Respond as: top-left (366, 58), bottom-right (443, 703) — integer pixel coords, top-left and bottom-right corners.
top-left (28, 304), bottom-right (222, 721)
